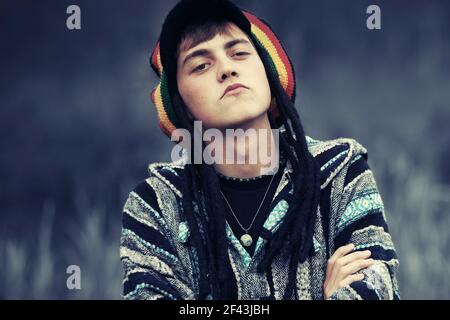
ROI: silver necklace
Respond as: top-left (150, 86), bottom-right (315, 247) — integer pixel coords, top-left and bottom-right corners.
top-left (220, 173), bottom-right (276, 247)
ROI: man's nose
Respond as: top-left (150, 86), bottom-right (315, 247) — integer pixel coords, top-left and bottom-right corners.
top-left (217, 59), bottom-right (238, 82)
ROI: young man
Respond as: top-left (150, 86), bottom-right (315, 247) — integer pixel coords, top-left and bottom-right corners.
top-left (120, 0), bottom-right (400, 300)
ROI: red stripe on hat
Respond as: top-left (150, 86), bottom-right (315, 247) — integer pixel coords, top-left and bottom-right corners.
top-left (151, 42), bottom-right (162, 76)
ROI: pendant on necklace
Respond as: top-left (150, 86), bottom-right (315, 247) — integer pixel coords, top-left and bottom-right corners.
top-left (240, 234), bottom-right (253, 247)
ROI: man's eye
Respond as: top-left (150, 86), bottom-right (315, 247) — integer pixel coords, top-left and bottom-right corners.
top-left (234, 52), bottom-right (250, 57)
top-left (192, 63), bottom-right (209, 73)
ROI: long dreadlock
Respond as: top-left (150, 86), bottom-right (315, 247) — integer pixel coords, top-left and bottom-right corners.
top-left (169, 19), bottom-right (321, 300)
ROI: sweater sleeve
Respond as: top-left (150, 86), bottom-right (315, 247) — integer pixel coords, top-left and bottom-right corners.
top-left (328, 154), bottom-right (401, 300)
top-left (120, 179), bottom-right (196, 300)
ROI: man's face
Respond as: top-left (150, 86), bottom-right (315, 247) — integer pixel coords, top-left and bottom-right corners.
top-left (176, 23), bottom-right (272, 129)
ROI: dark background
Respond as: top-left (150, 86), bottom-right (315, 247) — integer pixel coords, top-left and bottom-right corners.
top-left (1, 0), bottom-right (449, 299)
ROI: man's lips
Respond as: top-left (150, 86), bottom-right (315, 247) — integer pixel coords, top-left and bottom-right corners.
top-left (221, 83), bottom-right (248, 99)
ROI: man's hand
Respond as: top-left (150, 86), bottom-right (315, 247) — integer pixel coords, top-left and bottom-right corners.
top-left (323, 243), bottom-right (375, 299)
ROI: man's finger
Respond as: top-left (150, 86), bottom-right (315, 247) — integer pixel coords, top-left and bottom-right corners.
top-left (337, 250), bottom-right (371, 267)
top-left (338, 273), bottom-right (365, 288)
top-left (333, 243), bottom-right (355, 258)
top-left (326, 243), bottom-right (356, 289)
top-left (341, 258), bottom-right (375, 276)
top-left (327, 243), bottom-right (355, 269)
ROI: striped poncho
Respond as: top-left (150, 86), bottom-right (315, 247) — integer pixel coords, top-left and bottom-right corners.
top-left (120, 135), bottom-right (400, 300)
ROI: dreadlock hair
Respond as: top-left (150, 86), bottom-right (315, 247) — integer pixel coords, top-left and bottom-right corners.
top-left (169, 18), bottom-right (321, 300)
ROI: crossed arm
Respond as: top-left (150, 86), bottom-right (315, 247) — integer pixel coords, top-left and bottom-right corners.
top-left (323, 155), bottom-right (400, 300)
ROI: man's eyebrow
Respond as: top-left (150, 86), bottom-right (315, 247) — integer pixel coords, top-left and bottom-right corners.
top-left (182, 38), bottom-right (252, 67)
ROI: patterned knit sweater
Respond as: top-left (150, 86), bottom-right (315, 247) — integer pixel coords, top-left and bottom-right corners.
top-left (120, 135), bottom-right (400, 300)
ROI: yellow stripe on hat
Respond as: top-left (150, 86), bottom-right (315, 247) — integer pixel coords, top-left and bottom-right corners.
top-left (154, 83), bottom-right (177, 136)
top-left (250, 23), bottom-right (289, 91)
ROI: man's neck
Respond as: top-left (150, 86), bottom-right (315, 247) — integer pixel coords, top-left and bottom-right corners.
top-left (213, 113), bottom-right (280, 178)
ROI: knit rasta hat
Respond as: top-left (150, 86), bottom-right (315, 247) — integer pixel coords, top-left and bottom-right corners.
top-left (150, 0), bottom-right (296, 139)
